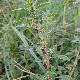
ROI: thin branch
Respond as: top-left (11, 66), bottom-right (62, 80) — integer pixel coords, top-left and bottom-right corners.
top-left (69, 51), bottom-right (79, 76)
top-left (14, 60), bottom-right (40, 75)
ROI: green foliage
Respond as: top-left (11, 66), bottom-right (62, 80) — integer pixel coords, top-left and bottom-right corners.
top-left (0, 0), bottom-right (80, 80)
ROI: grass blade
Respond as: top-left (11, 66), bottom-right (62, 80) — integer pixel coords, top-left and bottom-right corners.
top-left (11, 26), bottom-right (46, 72)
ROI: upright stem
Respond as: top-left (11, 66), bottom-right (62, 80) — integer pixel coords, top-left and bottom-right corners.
top-left (59, 5), bottom-right (67, 55)
top-left (69, 51), bottom-right (79, 76)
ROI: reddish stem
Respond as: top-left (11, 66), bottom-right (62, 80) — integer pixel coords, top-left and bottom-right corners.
top-left (34, 19), bottom-right (50, 80)
top-left (69, 51), bottom-right (79, 76)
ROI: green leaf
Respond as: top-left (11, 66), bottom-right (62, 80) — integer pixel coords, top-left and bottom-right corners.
top-left (52, 0), bottom-right (67, 21)
top-left (24, 3), bottom-right (30, 6)
top-left (65, 52), bottom-right (73, 55)
top-left (24, 46), bottom-right (33, 50)
top-left (24, 0), bottom-right (28, 2)
top-left (57, 55), bottom-right (70, 61)
top-left (58, 66), bottom-right (66, 70)
top-left (37, 2), bottom-right (50, 9)
top-left (36, 47), bottom-right (45, 59)
top-left (19, 0), bottom-right (26, 3)
top-left (75, 28), bottom-right (80, 32)
top-left (0, 59), bottom-right (5, 64)
top-left (47, 13), bottom-right (58, 17)
top-left (29, 48), bottom-right (46, 72)
top-left (39, 33), bottom-right (46, 40)
top-left (11, 26), bottom-right (29, 46)
top-left (12, 8), bottom-right (26, 12)
top-left (60, 75), bottom-right (72, 80)
top-left (74, 36), bottom-right (80, 40)
top-left (8, 52), bottom-right (13, 77)
top-left (29, 0), bottom-right (32, 3)
top-left (71, 36), bottom-right (80, 43)
top-left (16, 24), bottom-right (26, 27)
top-left (71, 40), bottom-right (79, 43)
top-left (10, 71), bottom-right (24, 80)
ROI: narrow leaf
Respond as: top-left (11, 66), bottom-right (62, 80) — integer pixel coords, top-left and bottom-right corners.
top-left (52, 0), bottom-right (67, 21)
top-left (60, 75), bottom-right (72, 80)
top-left (65, 52), bottom-right (73, 55)
top-left (29, 48), bottom-right (46, 72)
top-left (47, 13), bottom-right (58, 17)
top-left (11, 26), bottom-right (29, 46)
top-left (75, 28), bottom-right (80, 32)
top-left (37, 2), bottom-right (50, 9)
top-left (58, 66), bottom-right (66, 70)
top-left (57, 55), bottom-right (70, 61)
top-left (71, 40), bottom-right (79, 43)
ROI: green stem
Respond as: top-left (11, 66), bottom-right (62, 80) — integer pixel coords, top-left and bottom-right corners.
top-left (52, 0), bottom-right (67, 21)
